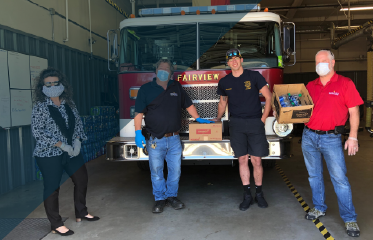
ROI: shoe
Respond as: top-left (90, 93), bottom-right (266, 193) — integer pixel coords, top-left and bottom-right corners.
top-left (152, 200), bottom-right (166, 213)
top-left (305, 208), bottom-right (326, 220)
top-left (76, 215), bottom-right (100, 222)
top-left (255, 192), bottom-right (268, 208)
top-left (345, 222), bottom-right (360, 237)
top-left (52, 227), bottom-right (74, 236)
top-left (167, 197), bottom-right (185, 210)
top-left (239, 192), bottom-right (254, 211)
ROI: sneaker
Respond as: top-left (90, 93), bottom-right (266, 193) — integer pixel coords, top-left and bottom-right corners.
top-left (305, 208), bottom-right (326, 220)
top-left (152, 200), bottom-right (166, 213)
top-left (239, 192), bottom-right (254, 211)
top-left (345, 222), bottom-right (360, 237)
top-left (167, 197), bottom-right (185, 210)
top-left (255, 192), bottom-right (268, 208)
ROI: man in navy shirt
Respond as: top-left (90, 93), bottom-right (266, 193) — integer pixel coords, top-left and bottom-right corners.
top-left (213, 49), bottom-right (272, 211)
top-left (134, 59), bottom-right (213, 213)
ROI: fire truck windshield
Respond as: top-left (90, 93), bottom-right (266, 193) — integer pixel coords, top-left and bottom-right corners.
top-left (119, 21), bottom-right (281, 72)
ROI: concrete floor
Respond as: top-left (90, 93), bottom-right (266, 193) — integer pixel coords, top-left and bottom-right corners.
top-left (4, 130), bottom-right (373, 240)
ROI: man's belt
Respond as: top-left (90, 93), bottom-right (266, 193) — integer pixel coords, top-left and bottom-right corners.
top-left (164, 132), bottom-right (179, 137)
top-left (305, 126), bottom-right (335, 135)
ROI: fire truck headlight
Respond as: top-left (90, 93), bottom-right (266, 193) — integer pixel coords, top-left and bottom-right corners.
top-left (129, 87), bottom-right (140, 100)
top-left (272, 120), bottom-right (293, 137)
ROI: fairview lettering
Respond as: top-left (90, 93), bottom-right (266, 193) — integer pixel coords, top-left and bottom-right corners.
top-left (177, 74), bottom-right (220, 82)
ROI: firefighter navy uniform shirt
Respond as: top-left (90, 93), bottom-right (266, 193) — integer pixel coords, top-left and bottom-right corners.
top-left (217, 69), bottom-right (267, 119)
top-left (305, 73), bottom-right (364, 131)
top-left (135, 78), bottom-right (193, 139)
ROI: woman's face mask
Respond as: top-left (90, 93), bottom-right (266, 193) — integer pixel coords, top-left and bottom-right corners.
top-left (316, 62), bottom-right (331, 77)
top-left (157, 70), bottom-right (170, 82)
top-left (42, 84), bottom-right (65, 98)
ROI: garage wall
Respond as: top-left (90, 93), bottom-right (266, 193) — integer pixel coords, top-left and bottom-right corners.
top-left (0, 0), bottom-right (131, 59)
top-left (284, 32), bottom-right (370, 74)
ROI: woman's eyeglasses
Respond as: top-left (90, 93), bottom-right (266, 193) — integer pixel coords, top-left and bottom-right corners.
top-left (44, 81), bottom-right (60, 87)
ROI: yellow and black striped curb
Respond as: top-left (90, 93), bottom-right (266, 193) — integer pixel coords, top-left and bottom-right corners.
top-left (275, 163), bottom-right (335, 240)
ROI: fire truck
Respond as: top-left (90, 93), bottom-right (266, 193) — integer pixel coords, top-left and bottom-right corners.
top-left (106, 4), bottom-right (296, 169)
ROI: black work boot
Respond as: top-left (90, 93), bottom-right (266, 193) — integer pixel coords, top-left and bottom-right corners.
top-left (239, 192), bottom-right (254, 211)
top-left (255, 191), bottom-right (268, 208)
top-left (167, 197), bottom-right (185, 210)
top-left (152, 200), bottom-right (166, 213)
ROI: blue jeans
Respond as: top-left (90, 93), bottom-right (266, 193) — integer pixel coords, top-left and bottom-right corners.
top-left (146, 135), bottom-right (182, 201)
top-left (301, 128), bottom-right (357, 222)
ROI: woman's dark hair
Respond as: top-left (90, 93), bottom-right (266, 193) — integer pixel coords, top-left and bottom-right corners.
top-left (33, 67), bottom-right (74, 106)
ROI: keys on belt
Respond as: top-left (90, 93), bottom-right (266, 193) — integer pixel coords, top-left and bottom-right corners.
top-left (305, 126), bottom-right (335, 135)
top-left (164, 132), bottom-right (179, 137)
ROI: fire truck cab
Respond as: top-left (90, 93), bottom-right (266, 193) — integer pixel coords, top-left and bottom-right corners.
top-left (106, 4), bottom-right (296, 169)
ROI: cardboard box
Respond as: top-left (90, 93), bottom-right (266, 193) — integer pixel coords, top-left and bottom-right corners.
top-left (189, 122), bottom-right (222, 141)
top-left (272, 84), bottom-right (314, 124)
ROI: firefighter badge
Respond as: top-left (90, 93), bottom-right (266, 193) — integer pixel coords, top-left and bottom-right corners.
top-left (244, 81), bottom-right (251, 90)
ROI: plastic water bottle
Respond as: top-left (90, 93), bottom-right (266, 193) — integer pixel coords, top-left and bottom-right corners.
top-left (288, 93), bottom-right (302, 106)
top-left (279, 95), bottom-right (291, 107)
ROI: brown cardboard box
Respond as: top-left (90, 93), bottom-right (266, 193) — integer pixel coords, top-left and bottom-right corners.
top-left (189, 122), bottom-right (222, 141)
top-left (272, 84), bottom-right (314, 124)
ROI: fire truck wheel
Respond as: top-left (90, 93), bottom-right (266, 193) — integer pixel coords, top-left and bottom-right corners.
top-left (262, 160), bottom-right (276, 169)
top-left (137, 161), bottom-right (150, 171)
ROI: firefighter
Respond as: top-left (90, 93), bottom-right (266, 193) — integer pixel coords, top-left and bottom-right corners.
top-left (212, 48), bottom-right (272, 211)
top-left (134, 59), bottom-right (213, 213)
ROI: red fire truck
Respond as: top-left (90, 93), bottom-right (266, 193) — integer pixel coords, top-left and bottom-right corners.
top-left (106, 4), bottom-right (296, 169)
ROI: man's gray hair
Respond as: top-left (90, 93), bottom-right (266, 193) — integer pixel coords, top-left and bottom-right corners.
top-left (155, 59), bottom-right (174, 74)
top-left (316, 49), bottom-right (335, 61)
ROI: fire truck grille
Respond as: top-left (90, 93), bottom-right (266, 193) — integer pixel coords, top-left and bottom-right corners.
top-left (182, 85), bottom-right (220, 101)
top-left (180, 84), bottom-right (227, 133)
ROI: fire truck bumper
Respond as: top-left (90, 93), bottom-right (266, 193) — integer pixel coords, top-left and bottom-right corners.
top-left (106, 136), bottom-right (292, 161)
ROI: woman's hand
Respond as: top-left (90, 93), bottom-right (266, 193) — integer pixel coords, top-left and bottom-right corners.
top-left (73, 139), bottom-right (81, 156)
top-left (55, 141), bottom-right (62, 148)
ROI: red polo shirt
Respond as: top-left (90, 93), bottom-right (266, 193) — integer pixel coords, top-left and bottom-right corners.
top-left (306, 73), bottom-right (363, 131)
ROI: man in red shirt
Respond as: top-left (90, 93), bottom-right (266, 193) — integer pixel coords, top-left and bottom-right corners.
top-left (302, 50), bottom-right (363, 237)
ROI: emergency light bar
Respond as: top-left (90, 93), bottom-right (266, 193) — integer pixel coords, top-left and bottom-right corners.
top-left (139, 4), bottom-right (261, 17)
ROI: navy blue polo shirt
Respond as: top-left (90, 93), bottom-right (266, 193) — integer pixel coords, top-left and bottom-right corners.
top-left (217, 69), bottom-right (267, 119)
top-left (135, 78), bottom-right (193, 138)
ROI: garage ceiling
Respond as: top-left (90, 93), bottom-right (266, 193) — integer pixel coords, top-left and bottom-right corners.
top-left (133, 0), bottom-right (373, 30)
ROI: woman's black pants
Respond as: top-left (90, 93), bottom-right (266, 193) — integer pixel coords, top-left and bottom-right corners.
top-left (35, 153), bottom-right (89, 229)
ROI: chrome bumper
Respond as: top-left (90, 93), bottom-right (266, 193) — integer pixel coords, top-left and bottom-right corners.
top-left (106, 136), bottom-right (292, 162)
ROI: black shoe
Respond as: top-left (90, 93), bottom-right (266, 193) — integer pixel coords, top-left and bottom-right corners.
top-left (52, 228), bottom-right (74, 236)
top-left (152, 200), bottom-right (166, 213)
top-left (239, 192), bottom-right (254, 211)
top-left (76, 215), bottom-right (100, 222)
top-left (167, 197), bottom-right (185, 210)
top-left (255, 191), bottom-right (268, 208)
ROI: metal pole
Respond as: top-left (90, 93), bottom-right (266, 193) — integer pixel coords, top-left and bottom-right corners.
top-left (348, 0), bottom-right (351, 31)
top-left (196, 23), bottom-right (200, 70)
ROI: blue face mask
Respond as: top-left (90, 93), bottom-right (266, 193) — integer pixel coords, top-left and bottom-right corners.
top-left (157, 70), bottom-right (169, 81)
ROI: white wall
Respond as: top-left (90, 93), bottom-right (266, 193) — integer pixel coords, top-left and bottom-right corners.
top-left (285, 32), bottom-right (370, 73)
top-left (0, 0), bottom-right (132, 59)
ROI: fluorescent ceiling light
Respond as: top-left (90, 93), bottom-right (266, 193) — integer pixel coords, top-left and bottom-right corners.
top-left (340, 6), bottom-right (373, 11)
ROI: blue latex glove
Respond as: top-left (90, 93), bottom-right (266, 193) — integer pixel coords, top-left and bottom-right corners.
top-left (135, 130), bottom-right (146, 148)
top-left (196, 118), bottom-right (214, 124)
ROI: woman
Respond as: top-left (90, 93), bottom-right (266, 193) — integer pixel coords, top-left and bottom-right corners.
top-left (31, 68), bottom-right (99, 236)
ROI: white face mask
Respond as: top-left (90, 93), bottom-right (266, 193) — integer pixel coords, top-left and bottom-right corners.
top-left (42, 84), bottom-right (65, 97)
top-left (316, 62), bottom-right (330, 77)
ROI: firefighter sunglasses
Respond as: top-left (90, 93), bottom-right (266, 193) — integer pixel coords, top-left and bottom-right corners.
top-left (226, 49), bottom-right (242, 60)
